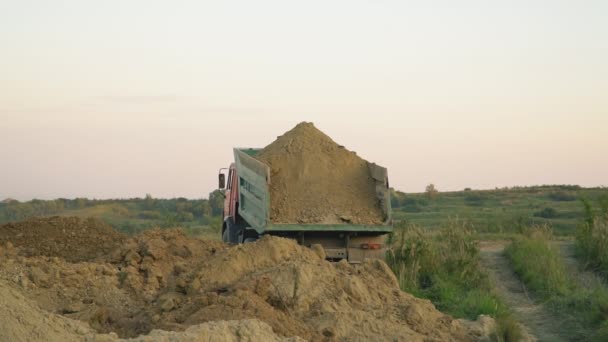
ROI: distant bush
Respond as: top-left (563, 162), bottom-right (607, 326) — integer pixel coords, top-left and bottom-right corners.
top-left (137, 211), bottom-right (163, 220)
top-left (549, 191), bottom-right (577, 202)
top-left (390, 189), bottom-right (407, 208)
top-left (534, 207), bottom-right (558, 219)
top-left (400, 198), bottom-right (428, 213)
top-left (177, 212), bottom-right (195, 222)
top-left (555, 185), bottom-right (582, 191)
top-left (464, 192), bottom-right (488, 206)
top-left (555, 210), bottom-right (580, 219)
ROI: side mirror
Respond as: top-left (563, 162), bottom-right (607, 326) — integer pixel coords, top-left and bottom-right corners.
top-left (218, 173), bottom-right (226, 189)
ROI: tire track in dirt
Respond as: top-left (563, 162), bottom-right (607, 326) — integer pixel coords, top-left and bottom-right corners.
top-left (479, 241), bottom-right (567, 342)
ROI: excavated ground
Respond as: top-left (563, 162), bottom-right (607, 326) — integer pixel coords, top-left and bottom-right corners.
top-left (256, 122), bottom-right (385, 225)
top-left (0, 217), bottom-right (495, 341)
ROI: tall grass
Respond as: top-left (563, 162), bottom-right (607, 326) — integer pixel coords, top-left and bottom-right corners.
top-left (505, 225), bottom-right (572, 299)
top-left (386, 221), bottom-right (521, 341)
top-left (506, 223), bottom-right (608, 341)
top-left (576, 199), bottom-right (608, 277)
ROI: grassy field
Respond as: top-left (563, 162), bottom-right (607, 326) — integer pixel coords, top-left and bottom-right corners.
top-left (392, 185), bottom-right (608, 235)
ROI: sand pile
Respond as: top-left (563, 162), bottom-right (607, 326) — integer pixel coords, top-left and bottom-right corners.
top-left (256, 122), bottom-right (385, 224)
top-left (121, 320), bottom-right (305, 342)
top-left (0, 279), bottom-right (95, 342)
top-left (0, 217), bottom-right (496, 341)
top-left (0, 216), bottom-right (126, 262)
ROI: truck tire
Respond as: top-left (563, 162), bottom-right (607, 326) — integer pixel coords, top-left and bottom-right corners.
top-left (241, 228), bottom-right (259, 243)
top-left (222, 227), bottom-right (230, 243)
top-left (224, 219), bottom-right (244, 244)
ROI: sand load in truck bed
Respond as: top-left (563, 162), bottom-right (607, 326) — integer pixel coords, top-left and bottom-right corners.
top-left (255, 122), bottom-right (385, 224)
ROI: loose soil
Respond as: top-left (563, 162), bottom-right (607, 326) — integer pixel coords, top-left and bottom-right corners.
top-left (0, 217), bottom-right (495, 341)
top-left (479, 241), bottom-right (564, 342)
top-left (0, 216), bottom-right (126, 262)
top-left (256, 122), bottom-right (384, 224)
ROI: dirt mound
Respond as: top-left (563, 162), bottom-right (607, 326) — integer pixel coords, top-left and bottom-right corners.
top-left (256, 122), bottom-right (384, 224)
top-left (0, 216), bottom-right (127, 262)
top-left (0, 224), bottom-right (495, 341)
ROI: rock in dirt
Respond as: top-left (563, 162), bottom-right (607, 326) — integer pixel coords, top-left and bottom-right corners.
top-left (256, 122), bottom-right (385, 224)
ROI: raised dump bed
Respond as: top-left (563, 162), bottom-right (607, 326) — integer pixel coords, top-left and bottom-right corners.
top-left (234, 147), bottom-right (392, 234)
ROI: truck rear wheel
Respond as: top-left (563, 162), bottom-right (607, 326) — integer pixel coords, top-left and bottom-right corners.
top-left (240, 228), bottom-right (259, 243)
top-left (222, 227), bottom-right (230, 243)
top-left (223, 219), bottom-right (244, 244)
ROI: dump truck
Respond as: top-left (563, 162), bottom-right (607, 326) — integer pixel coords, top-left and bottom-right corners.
top-left (218, 148), bottom-right (392, 263)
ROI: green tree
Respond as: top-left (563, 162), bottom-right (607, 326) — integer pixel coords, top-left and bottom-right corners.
top-left (425, 184), bottom-right (439, 199)
top-left (201, 200), bottom-right (212, 217)
top-left (144, 194), bottom-right (156, 210)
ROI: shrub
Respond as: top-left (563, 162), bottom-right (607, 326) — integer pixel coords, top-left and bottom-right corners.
top-left (464, 192), bottom-right (488, 206)
top-left (533, 207), bottom-right (558, 219)
top-left (400, 198), bottom-right (427, 213)
top-left (549, 191), bottom-right (577, 202)
top-left (137, 211), bottom-right (163, 220)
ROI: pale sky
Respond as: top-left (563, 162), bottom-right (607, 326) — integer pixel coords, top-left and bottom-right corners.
top-left (1, 0), bottom-right (607, 201)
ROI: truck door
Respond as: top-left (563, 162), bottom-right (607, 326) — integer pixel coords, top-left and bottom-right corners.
top-left (223, 166), bottom-right (239, 221)
top-left (223, 168), bottom-right (233, 219)
top-left (229, 167), bottom-right (238, 219)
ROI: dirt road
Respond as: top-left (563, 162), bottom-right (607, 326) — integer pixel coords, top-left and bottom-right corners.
top-left (479, 241), bottom-right (567, 342)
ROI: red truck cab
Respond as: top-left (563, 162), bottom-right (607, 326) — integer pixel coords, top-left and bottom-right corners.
top-left (218, 165), bottom-right (252, 243)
